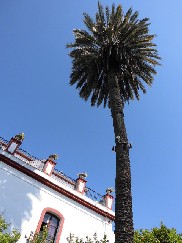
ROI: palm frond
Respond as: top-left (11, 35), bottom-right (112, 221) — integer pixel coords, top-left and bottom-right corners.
top-left (67, 1), bottom-right (161, 107)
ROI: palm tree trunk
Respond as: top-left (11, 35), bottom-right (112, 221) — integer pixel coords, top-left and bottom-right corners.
top-left (108, 72), bottom-right (134, 243)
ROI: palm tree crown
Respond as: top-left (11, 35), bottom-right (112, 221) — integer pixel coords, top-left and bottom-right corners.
top-left (67, 2), bottom-right (161, 107)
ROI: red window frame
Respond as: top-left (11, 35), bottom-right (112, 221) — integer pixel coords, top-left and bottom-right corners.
top-left (36, 207), bottom-right (64, 243)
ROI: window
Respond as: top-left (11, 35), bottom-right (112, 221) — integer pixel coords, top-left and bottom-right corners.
top-left (40, 212), bottom-right (60, 242)
top-left (36, 208), bottom-right (64, 243)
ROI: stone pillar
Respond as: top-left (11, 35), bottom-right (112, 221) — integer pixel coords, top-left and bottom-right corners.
top-left (43, 154), bottom-right (58, 176)
top-left (6, 133), bottom-right (24, 154)
top-left (75, 172), bottom-right (87, 194)
top-left (103, 188), bottom-right (114, 209)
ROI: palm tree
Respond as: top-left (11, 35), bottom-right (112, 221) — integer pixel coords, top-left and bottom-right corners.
top-left (67, 2), bottom-right (161, 243)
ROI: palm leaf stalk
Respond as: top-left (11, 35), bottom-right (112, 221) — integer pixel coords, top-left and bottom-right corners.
top-left (67, 2), bottom-right (161, 243)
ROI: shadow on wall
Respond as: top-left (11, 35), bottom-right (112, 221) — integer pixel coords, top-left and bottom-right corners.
top-left (0, 164), bottom-right (41, 239)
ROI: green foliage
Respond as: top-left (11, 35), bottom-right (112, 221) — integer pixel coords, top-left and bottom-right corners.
top-left (67, 224), bottom-right (182, 243)
top-left (0, 214), bottom-right (20, 243)
top-left (134, 223), bottom-right (182, 243)
top-left (66, 233), bottom-right (109, 243)
top-left (26, 226), bottom-right (50, 243)
top-left (67, 1), bottom-right (161, 107)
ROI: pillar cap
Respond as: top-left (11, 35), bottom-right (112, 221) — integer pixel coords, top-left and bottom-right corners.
top-left (14, 133), bottom-right (25, 141)
top-left (48, 154), bottom-right (58, 161)
top-left (106, 187), bottom-right (114, 195)
top-left (77, 172), bottom-right (87, 179)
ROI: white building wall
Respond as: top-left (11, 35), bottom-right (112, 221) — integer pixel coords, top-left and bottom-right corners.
top-left (0, 161), bottom-right (114, 242)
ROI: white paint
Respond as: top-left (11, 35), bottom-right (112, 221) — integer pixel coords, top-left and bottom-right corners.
top-left (78, 180), bottom-right (85, 193)
top-left (0, 149), bottom-right (114, 216)
top-left (7, 142), bottom-right (17, 153)
top-left (45, 163), bottom-right (53, 175)
top-left (107, 197), bottom-right (113, 209)
top-left (0, 156), bottom-right (115, 242)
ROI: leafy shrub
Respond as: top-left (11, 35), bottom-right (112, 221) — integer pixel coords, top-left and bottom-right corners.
top-left (134, 223), bottom-right (182, 243)
top-left (66, 233), bottom-right (109, 243)
top-left (0, 214), bottom-right (20, 243)
top-left (25, 226), bottom-right (51, 243)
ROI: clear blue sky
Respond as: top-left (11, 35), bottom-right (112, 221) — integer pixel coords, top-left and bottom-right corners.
top-left (1, 0), bottom-right (182, 233)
